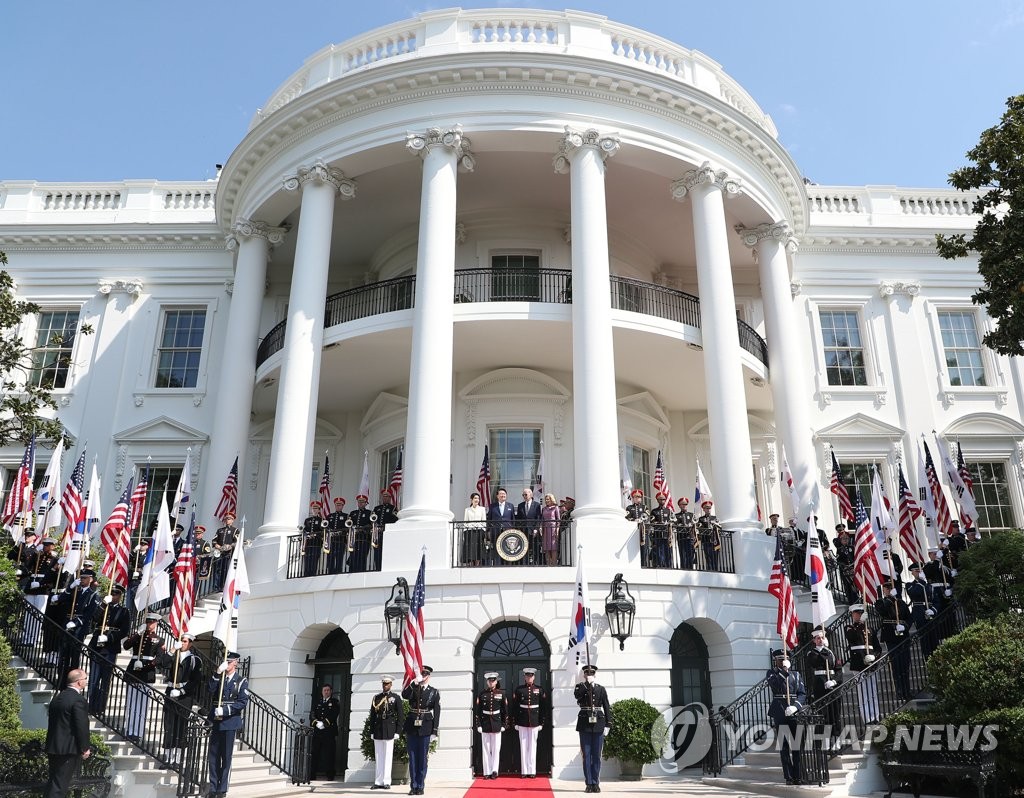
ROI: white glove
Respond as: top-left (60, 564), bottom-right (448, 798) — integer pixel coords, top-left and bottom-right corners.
top-left (58, 557), bottom-right (66, 565)
top-left (514, 725), bottom-right (520, 731)
top-left (170, 689), bottom-right (182, 698)
top-left (69, 578), bottom-right (80, 589)
top-left (925, 608), bottom-right (935, 617)
top-left (315, 721), bottom-right (325, 730)
top-left (896, 623), bottom-right (906, 633)
top-left (132, 660), bottom-right (143, 670)
top-left (537, 725), bottom-right (543, 731)
top-left (476, 727), bottom-right (483, 734)
top-left (30, 581), bottom-right (40, 589)
top-left (430, 735), bottom-right (438, 743)
top-left (169, 641), bottom-right (180, 652)
top-left (784, 705), bottom-right (797, 717)
top-left (102, 595), bottom-right (113, 604)
top-left (824, 679), bottom-right (837, 689)
top-left (136, 625), bottom-right (146, 634)
top-left (132, 571), bottom-right (141, 580)
top-left (864, 654), bottom-right (876, 664)
top-left (945, 588), bottom-right (953, 597)
top-left (216, 661), bottom-right (228, 674)
top-left (889, 589), bottom-right (898, 597)
top-left (214, 707), bottom-right (224, 718)
top-left (950, 568), bottom-right (958, 577)
top-left (917, 573), bottom-right (926, 581)
top-left (13, 568), bottom-right (21, 577)
top-left (66, 621), bottom-right (76, 630)
top-left (781, 659), bottom-right (791, 669)
top-left (603, 727), bottom-right (610, 737)
top-left (393, 734), bottom-right (399, 740)
top-left (97, 634), bottom-right (108, 644)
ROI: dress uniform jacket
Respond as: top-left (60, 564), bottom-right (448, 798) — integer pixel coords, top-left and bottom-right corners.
top-left (696, 514), bottom-right (722, 547)
top-left (402, 682), bottom-right (441, 736)
top-left (766, 667), bottom-right (805, 726)
top-left (123, 630), bottom-right (163, 684)
top-left (873, 593), bottom-right (912, 644)
top-left (89, 603), bottom-right (131, 659)
top-left (373, 502), bottom-right (399, 526)
top-left (624, 503), bottom-right (647, 523)
top-left (649, 505), bottom-right (672, 539)
top-left (511, 682), bottom-right (549, 728)
top-left (194, 536), bottom-right (214, 579)
top-left (311, 693), bottom-right (342, 736)
top-left (573, 681), bottom-right (612, 732)
top-left (370, 690), bottom-right (405, 738)
top-left (24, 551), bottom-right (58, 596)
top-left (213, 524), bottom-right (239, 555)
top-left (474, 686), bottom-right (509, 733)
top-left (844, 621), bottom-right (881, 671)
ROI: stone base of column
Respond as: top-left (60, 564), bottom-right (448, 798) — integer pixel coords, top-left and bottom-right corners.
top-left (732, 529), bottom-right (774, 579)
top-left (573, 515), bottom-right (639, 570)
top-left (380, 518), bottom-right (452, 573)
top-left (248, 525), bottom-right (294, 584)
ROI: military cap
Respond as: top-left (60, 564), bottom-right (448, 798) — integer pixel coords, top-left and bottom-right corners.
top-left (769, 512), bottom-right (780, 519)
top-left (812, 626), bottom-right (825, 637)
top-left (380, 489), bottom-right (391, 497)
top-left (226, 651), bottom-right (240, 661)
top-left (770, 649), bottom-right (786, 659)
top-left (223, 511), bottom-right (236, 519)
top-left (679, 497), bottom-right (689, 505)
top-left (79, 569), bottom-right (96, 578)
top-left (522, 667), bottom-right (537, 675)
top-left (381, 675), bottom-right (394, 683)
top-left (420, 665), bottom-right (433, 676)
top-left (111, 584), bottom-right (126, 594)
top-left (357, 494), bottom-right (369, 501)
top-left (582, 665), bottom-right (598, 675)
top-left (484, 672), bottom-right (498, 680)
top-left (181, 633), bottom-right (196, 641)
top-left (655, 492), bottom-right (667, 500)
top-left (909, 561), bottom-right (921, 571)
top-left (42, 537), bottom-right (57, 545)
top-left (195, 525), bottom-right (206, 533)
top-left (629, 489), bottom-right (644, 498)
top-left (309, 500), bottom-right (321, 509)
top-left (849, 603), bottom-right (865, 613)
top-left (334, 497), bottom-right (346, 506)
top-left (145, 612), bottom-right (161, 622)
top-left (701, 500), bottom-right (713, 508)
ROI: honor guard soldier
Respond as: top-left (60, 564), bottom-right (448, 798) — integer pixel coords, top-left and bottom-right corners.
top-left (88, 584), bottom-right (130, 715)
top-left (57, 568), bottom-right (101, 677)
top-left (906, 562), bottom-right (939, 658)
top-left (804, 627), bottom-right (842, 749)
top-left (348, 495), bottom-right (373, 574)
top-left (123, 612), bottom-right (163, 743)
top-left (787, 519), bottom-right (807, 582)
top-left (474, 672), bottom-right (509, 780)
top-left (834, 525), bottom-right (859, 603)
top-left (157, 633), bottom-right (203, 770)
top-left (575, 665), bottom-right (612, 793)
top-left (844, 604), bottom-right (882, 723)
top-left (402, 666), bottom-right (441, 796)
top-left (7, 529), bottom-right (38, 581)
top-left (874, 580), bottom-right (913, 701)
top-left (370, 676), bottom-right (405, 789)
top-left (696, 501), bottom-right (722, 571)
top-left (325, 497), bottom-right (348, 574)
top-left (24, 535), bottom-right (58, 612)
top-left (625, 489), bottom-right (649, 566)
top-left (947, 520), bottom-right (968, 571)
top-left (674, 498), bottom-right (697, 570)
top-left (209, 652), bottom-right (249, 798)
top-left (924, 547), bottom-right (955, 609)
top-left (649, 493), bottom-right (673, 568)
top-left (373, 489), bottom-right (399, 565)
top-left (512, 667), bottom-right (549, 778)
top-left (767, 649), bottom-right (805, 785)
top-left (194, 525), bottom-right (213, 582)
top-left (310, 683), bottom-right (342, 781)
top-left (765, 512), bottom-right (783, 536)
top-left (128, 539), bottom-right (149, 609)
top-left (212, 511), bottom-right (240, 589)
top-left (300, 501), bottom-right (325, 578)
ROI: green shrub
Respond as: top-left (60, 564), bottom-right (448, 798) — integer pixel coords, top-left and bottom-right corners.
top-left (602, 698), bottom-right (661, 765)
top-left (359, 699), bottom-right (436, 762)
top-left (0, 728), bottom-right (111, 779)
top-left (969, 707), bottom-right (1024, 786)
top-left (954, 529), bottom-right (1024, 618)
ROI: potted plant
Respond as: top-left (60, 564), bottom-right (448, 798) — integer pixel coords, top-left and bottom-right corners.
top-left (359, 699), bottom-right (438, 786)
top-left (602, 698), bottom-right (661, 780)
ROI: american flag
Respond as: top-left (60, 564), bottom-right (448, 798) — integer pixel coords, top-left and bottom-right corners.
top-left (956, 442), bottom-right (979, 528)
top-left (129, 465), bottom-right (150, 533)
top-left (853, 495), bottom-right (884, 604)
top-left (2, 436), bottom-right (35, 531)
top-left (476, 446), bottom-right (492, 504)
top-left (897, 464), bottom-right (925, 565)
top-left (653, 449), bottom-right (674, 510)
top-left (388, 449), bottom-right (403, 508)
top-left (401, 553), bottom-right (427, 689)
top-left (169, 510), bottom-right (197, 637)
top-left (767, 534), bottom-right (799, 651)
top-left (830, 451), bottom-right (854, 523)
top-left (214, 457), bottom-right (239, 522)
top-left (319, 455), bottom-right (333, 516)
top-left (922, 441), bottom-right (955, 539)
top-left (59, 450), bottom-right (87, 541)
top-left (100, 477), bottom-right (134, 587)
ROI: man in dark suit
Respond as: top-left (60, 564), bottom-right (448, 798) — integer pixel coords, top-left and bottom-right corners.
top-left (486, 488), bottom-right (514, 566)
top-left (44, 668), bottom-right (92, 798)
top-left (516, 488), bottom-right (543, 564)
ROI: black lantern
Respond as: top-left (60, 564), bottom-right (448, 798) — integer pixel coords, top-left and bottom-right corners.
top-left (384, 577), bottom-right (410, 654)
top-left (604, 573), bottom-right (636, 650)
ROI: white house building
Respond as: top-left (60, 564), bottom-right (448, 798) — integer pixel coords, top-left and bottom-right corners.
top-left (2, 7), bottom-right (1021, 783)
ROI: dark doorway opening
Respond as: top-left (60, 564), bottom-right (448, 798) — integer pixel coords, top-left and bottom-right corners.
top-left (308, 628), bottom-right (354, 780)
top-left (669, 623), bottom-right (712, 770)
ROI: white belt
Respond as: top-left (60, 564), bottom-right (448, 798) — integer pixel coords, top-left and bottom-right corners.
top-left (851, 645), bottom-right (866, 650)
top-left (929, 582), bottom-right (945, 587)
top-left (813, 670), bottom-right (831, 675)
top-left (482, 709), bottom-right (502, 714)
top-left (141, 656), bottom-right (156, 661)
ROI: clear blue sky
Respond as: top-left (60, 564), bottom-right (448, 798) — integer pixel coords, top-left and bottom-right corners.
top-left (3, 1), bottom-right (1022, 187)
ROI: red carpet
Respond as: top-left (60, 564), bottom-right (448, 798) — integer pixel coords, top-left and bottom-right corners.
top-left (462, 776), bottom-right (555, 797)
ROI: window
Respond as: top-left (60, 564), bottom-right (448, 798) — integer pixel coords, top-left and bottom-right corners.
top-left (136, 465), bottom-right (183, 535)
top-left (623, 445), bottom-right (652, 502)
top-left (155, 308), bottom-right (206, 388)
top-left (488, 428), bottom-right (541, 500)
top-left (839, 462), bottom-right (875, 510)
top-left (31, 309), bottom-right (80, 389)
top-left (967, 461), bottom-right (1014, 530)
top-left (820, 310), bottom-right (867, 386)
top-left (939, 311), bottom-right (985, 387)
top-left (491, 253), bottom-right (540, 301)
top-left (378, 444), bottom-right (403, 499)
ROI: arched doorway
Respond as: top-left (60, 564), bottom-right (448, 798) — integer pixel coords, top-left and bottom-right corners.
top-left (473, 621), bottom-right (551, 776)
top-left (307, 628), bottom-right (354, 780)
top-left (669, 623), bottom-right (712, 769)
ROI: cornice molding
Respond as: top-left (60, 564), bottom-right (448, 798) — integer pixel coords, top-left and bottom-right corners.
top-left (0, 230), bottom-right (227, 252)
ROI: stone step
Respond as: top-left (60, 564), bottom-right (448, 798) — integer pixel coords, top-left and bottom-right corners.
top-left (723, 764), bottom-right (848, 782)
top-left (704, 776), bottom-right (832, 798)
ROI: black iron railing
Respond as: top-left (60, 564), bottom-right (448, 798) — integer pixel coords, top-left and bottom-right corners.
top-left (791, 554), bottom-right (849, 609)
top-left (609, 274), bottom-right (700, 325)
top-left (633, 524), bottom-right (736, 574)
top-left (454, 267), bottom-right (571, 303)
top-left (154, 617), bottom-right (253, 682)
top-left (285, 529), bottom-right (384, 578)
top-left (450, 520), bottom-right (576, 568)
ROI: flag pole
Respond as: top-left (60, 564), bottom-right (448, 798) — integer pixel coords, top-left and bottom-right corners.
top-left (131, 456), bottom-right (153, 575)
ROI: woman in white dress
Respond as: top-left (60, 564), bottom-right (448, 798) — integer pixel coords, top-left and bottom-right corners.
top-left (463, 492), bottom-right (487, 566)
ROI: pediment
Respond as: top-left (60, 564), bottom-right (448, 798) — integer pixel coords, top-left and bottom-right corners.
top-left (815, 414), bottom-right (904, 441)
top-left (114, 416), bottom-right (207, 445)
top-left (617, 391), bottom-right (669, 431)
top-left (943, 412), bottom-right (1024, 438)
top-left (250, 417), bottom-right (344, 442)
top-left (361, 392), bottom-right (409, 433)
top-left (460, 368), bottom-right (569, 401)
top-left (687, 414), bottom-right (777, 440)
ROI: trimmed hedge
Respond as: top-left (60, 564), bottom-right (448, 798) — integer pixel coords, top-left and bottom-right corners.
top-left (602, 698), bottom-right (661, 765)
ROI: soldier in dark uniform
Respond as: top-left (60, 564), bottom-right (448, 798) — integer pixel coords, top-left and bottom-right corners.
top-left (788, 519), bottom-right (807, 583)
top-left (474, 671), bottom-right (509, 780)
top-left (402, 666), bottom-right (440, 796)
top-left (309, 683), bottom-right (341, 781)
top-left (833, 525), bottom-right (859, 603)
top-left (373, 490), bottom-right (399, 569)
top-left (325, 497), bottom-right (347, 574)
top-left (575, 665), bottom-right (612, 793)
top-left (55, 568), bottom-right (100, 679)
top-left (212, 511), bottom-right (240, 589)
top-left (880, 548), bottom-right (905, 598)
top-left (209, 651), bottom-right (249, 798)
top-left (874, 580), bottom-right (913, 701)
top-left (804, 627), bottom-right (842, 749)
top-left (905, 562), bottom-right (939, 659)
top-left (88, 584), bottom-right (131, 715)
top-left (511, 667), bottom-right (548, 778)
top-left (923, 547), bottom-right (954, 609)
top-left (625, 489), bottom-right (649, 566)
top-left (674, 497), bottom-right (697, 570)
top-left (194, 525), bottom-right (214, 583)
top-left (348, 495), bottom-right (373, 574)
top-left (7, 529), bottom-right (38, 579)
top-left (649, 493), bottom-right (673, 568)
top-left (123, 612), bottom-right (163, 743)
top-left (370, 675), bottom-right (405, 789)
top-left (767, 649), bottom-right (805, 785)
top-left (844, 604), bottom-right (881, 724)
top-left (34, 538), bottom-right (64, 658)
top-left (128, 539), bottom-right (149, 614)
top-left (947, 521), bottom-right (968, 571)
top-left (300, 501), bottom-right (325, 578)
top-left (157, 632), bottom-right (203, 770)
top-left (697, 500), bottom-right (722, 571)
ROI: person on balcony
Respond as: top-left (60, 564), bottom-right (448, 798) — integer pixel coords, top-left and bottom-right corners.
top-left (212, 512), bottom-right (239, 590)
top-left (649, 493), bottom-right (673, 569)
top-left (300, 502), bottom-right (325, 578)
top-left (512, 667), bottom-right (548, 779)
top-left (517, 489), bottom-right (543, 565)
top-left (697, 501), bottom-right (722, 571)
top-left (194, 525), bottom-right (213, 583)
top-left (309, 682), bottom-right (341, 781)
top-left (348, 495), bottom-right (373, 574)
top-left (487, 489), bottom-right (514, 567)
top-left (370, 675), bottom-right (404, 789)
top-left (372, 490), bottom-right (399, 570)
top-left (474, 672), bottom-right (508, 780)
top-left (559, 497), bottom-right (575, 563)
top-left (625, 489), bottom-right (649, 566)
top-left (325, 497), bottom-right (348, 574)
top-left (673, 498), bottom-right (698, 570)
top-left (540, 493), bottom-right (561, 567)
top-left (463, 493), bottom-right (486, 566)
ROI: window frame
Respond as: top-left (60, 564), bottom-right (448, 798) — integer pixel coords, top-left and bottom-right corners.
top-left (378, 442), bottom-right (403, 500)
top-left (937, 309), bottom-right (987, 388)
top-left (966, 460), bottom-right (1015, 531)
top-left (152, 306), bottom-right (209, 390)
top-left (818, 307), bottom-right (869, 387)
top-left (808, 299), bottom-right (887, 404)
top-left (926, 303), bottom-right (1006, 403)
top-left (29, 307), bottom-right (82, 391)
top-left (487, 427), bottom-right (542, 502)
top-left (623, 444), bottom-right (653, 503)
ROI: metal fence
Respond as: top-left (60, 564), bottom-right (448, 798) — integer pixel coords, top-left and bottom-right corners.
top-left (632, 525), bottom-right (736, 574)
top-left (285, 531), bottom-right (384, 578)
top-left (450, 520), bottom-right (576, 568)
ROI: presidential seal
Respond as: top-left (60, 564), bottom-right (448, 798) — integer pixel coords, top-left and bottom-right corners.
top-left (495, 528), bottom-right (530, 562)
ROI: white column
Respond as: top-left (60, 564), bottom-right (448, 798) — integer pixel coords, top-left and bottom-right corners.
top-left (400, 127), bottom-right (475, 522)
top-left (671, 162), bottom-right (758, 532)
top-left (203, 220), bottom-right (286, 523)
top-left (554, 128), bottom-right (624, 520)
top-left (260, 162), bottom-right (356, 547)
top-left (738, 222), bottom-right (818, 516)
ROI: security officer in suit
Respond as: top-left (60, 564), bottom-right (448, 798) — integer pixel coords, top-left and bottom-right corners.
top-left (194, 525), bottom-right (214, 582)
top-left (370, 676), bottom-right (405, 790)
top-left (348, 495), bottom-right (374, 574)
top-left (575, 665), bottom-right (612, 793)
top-left (43, 668), bottom-right (92, 798)
top-left (123, 612), bottom-right (163, 743)
top-left (325, 497), bottom-right (348, 574)
top-left (157, 632), bottom-right (203, 770)
top-left (874, 579), bottom-right (913, 701)
top-left (844, 604), bottom-right (882, 724)
top-left (309, 683), bottom-right (342, 780)
top-left (905, 562), bottom-right (939, 659)
top-left (696, 501), bottom-right (722, 571)
top-left (674, 498), bottom-right (697, 570)
top-left (300, 502), bottom-right (325, 578)
top-left (804, 627), bottom-right (842, 749)
top-left (212, 511), bottom-right (240, 590)
top-left (88, 584), bottom-right (131, 715)
top-left (402, 666), bottom-right (440, 796)
top-left (209, 651), bottom-right (249, 798)
top-left (649, 492), bottom-right (673, 568)
top-left (474, 672), bottom-right (509, 780)
top-left (767, 649), bottom-right (805, 785)
top-left (511, 667), bottom-right (548, 778)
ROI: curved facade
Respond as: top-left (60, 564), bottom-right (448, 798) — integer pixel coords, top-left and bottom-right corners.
top-left (2, 8), bottom-right (1022, 783)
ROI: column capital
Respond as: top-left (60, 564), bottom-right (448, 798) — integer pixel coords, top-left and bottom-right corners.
top-left (553, 126), bottom-right (620, 174)
top-left (282, 160), bottom-right (357, 199)
top-left (670, 161), bottom-right (741, 202)
top-left (878, 280), bottom-right (921, 300)
top-left (406, 126), bottom-right (476, 171)
top-left (225, 218), bottom-right (290, 252)
top-left (735, 221), bottom-right (796, 252)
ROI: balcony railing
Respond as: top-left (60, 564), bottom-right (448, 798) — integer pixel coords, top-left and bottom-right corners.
top-left (632, 523), bottom-right (735, 574)
top-left (450, 519), bottom-right (576, 568)
top-left (255, 269), bottom-right (769, 369)
top-left (285, 527), bottom-right (384, 578)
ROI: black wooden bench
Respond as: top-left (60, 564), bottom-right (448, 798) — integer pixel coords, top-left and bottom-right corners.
top-left (880, 743), bottom-right (996, 798)
top-left (0, 739), bottom-right (112, 798)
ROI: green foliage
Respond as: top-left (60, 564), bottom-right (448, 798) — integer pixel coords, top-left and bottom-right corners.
top-left (936, 95), bottom-right (1024, 356)
top-left (602, 698), bottom-right (661, 765)
top-left (359, 699), bottom-right (436, 762)
top-left (0, 566), bottom-right (22, 731)
top-left (969, 707), bottom-right (1024, 785)
top-left (0, 728), bottom-right (111, 762)
top-left (954, 529), bottom-right (1024, 617)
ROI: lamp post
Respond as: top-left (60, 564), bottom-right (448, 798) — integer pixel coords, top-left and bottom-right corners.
top-left (604, 572), bottom-right (636, 650)
top-left (384, 576), bottom-right (410, 654)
